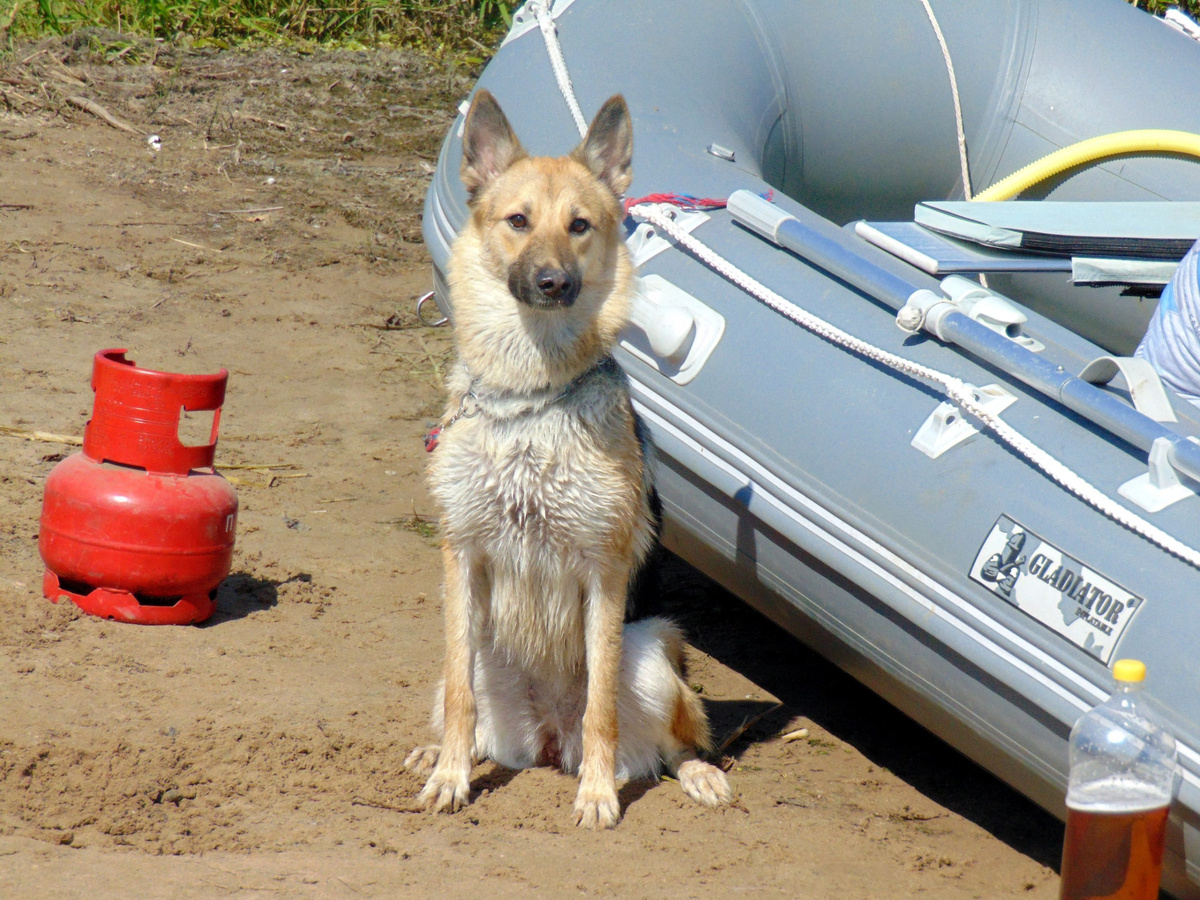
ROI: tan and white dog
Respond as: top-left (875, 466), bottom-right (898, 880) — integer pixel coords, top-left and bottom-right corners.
top-left (405, 89), bottom-right (731, 828)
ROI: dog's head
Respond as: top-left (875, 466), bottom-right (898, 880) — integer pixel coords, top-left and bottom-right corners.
top-left (458, 89), bottom-right (632, 312)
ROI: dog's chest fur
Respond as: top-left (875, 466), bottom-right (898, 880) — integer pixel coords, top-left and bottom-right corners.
top-left (429, 368), bottom-right (651, 675)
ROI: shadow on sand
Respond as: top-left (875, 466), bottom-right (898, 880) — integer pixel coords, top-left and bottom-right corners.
top-left (649, 552), bottom-right (1065, 872)
top-left (204, 570), bottom-right (295, 625)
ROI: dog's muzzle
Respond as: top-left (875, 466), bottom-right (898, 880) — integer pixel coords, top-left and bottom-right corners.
top-left (511, 265), bottom-right (580, 308)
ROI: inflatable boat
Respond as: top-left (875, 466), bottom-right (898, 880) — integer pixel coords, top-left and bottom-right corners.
top-left (421, 1), bottom-right (1200, 893)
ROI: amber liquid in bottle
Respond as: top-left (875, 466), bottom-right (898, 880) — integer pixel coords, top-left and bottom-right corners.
top-left (1058, 801), bottom-right (1169, 900)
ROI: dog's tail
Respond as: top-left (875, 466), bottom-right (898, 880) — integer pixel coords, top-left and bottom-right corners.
top-left (622, 617), bottom-right (714, 758)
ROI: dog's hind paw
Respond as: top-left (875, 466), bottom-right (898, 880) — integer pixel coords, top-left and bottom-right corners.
top-left (404, 745), bottom-right (440, 776)
top-left (418, 768), bottom-right (471, 814)
top-left (677, 759), bottom-right (732, 807)
top-left (573, 785), bottom-right (620, 830)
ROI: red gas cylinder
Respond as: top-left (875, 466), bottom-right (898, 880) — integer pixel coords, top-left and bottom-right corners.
top-left (39, 349), bottom-right (238, 625)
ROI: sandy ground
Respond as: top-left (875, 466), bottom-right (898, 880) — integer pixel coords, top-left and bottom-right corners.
top-left (0, 37), bottom-right (1067, 898)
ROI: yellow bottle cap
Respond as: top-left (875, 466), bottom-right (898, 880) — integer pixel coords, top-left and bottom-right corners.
top-left (1113, 659), bottom-right (1147, 683)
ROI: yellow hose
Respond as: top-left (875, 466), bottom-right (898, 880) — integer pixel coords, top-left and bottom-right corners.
top-left (974, 129), bottom-right (1200, 201)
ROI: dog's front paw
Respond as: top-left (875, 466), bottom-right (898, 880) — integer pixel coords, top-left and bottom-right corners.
top-left (573, 784), bottom-right (620, 829)
top-left (677, 759), bottom-right (732, 807)
top-left (404, 745), bottom-right (441, 776)
top-left (418, 766), bottom-right (471, 814)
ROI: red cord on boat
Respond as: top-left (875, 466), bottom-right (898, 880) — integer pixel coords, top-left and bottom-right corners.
top-left (622, 190), bottom-right (774, 217)
top-left (622, 193), bottom-right (728, 215)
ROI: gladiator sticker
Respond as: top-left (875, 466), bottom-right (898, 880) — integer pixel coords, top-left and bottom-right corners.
top-left (969, 515), bottom-right (1145, 663)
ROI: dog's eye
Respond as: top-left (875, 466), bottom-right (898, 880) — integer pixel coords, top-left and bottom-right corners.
top-left (569, 217), bottom-right (590, 235)
top-left (507, 213), bottom-right (528, 229)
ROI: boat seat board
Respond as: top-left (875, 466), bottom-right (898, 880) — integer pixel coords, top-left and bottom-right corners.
top-left (916, 201), bottom-right (1200, 260)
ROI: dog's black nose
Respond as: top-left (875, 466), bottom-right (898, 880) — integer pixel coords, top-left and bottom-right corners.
top-left (535, 267), bottom-right (578, 305)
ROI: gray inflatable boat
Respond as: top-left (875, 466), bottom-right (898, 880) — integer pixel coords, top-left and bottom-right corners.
top-left (421, 1), bottom-right (1200, 893)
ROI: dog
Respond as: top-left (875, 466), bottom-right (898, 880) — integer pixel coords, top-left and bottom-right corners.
top-left (404, 89), bottom-right (731, 828)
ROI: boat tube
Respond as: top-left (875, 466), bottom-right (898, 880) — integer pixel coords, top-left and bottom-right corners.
top-left (422, 1), bottom-right (1200, 894)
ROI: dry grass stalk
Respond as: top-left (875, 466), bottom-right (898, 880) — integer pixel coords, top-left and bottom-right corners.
top-left (66, 96), bottom-right (141, 134)
top-left (717, 702), bottom-right (785, 755)
top-left (0, 425), bottom-right (82, 445)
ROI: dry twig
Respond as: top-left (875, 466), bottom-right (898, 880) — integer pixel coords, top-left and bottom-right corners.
top-left (171, 238), bottom-right (221, 253)
top-left (216, 206), bottom-right (284, 215)
top-left (350, 796), bottom-right (422, 814)
top-left (0, 425), bottom-right (82, 446)
top-left (233, 112), bottom-right (291, 131)
top-left (48, 69), bottom-right (86, 89)
top-left (66, 96), bottom-right (141, 135)
top-left (216, 463), bottom-right (299, 471)
top-left (218, 469), bottom-right (306, 488)
top-left (717, 702), bottom-right (785, 755)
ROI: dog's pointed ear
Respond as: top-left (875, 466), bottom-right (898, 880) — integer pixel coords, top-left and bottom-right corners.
top-left (572, 95), bottom-right (633, 198)
top-left (461, 90), bottom-right (527, 198)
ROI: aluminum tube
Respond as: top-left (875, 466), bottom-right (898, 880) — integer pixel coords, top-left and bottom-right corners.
top-left (938, 312), bottom-right (1200, 486)
top-left (767, 214), bottom-right (921, 310)
top-left (936, 314), bottom-right (1149, 444)
top-left (746, 209), bottom-right (1200, 485)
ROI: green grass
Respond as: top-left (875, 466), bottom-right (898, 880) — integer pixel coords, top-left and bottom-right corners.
top-left (3, 0), bottom-right (1199, 55)
top-left (0, 0), bottom-right (519, 53)
top-left (1133, 0), bottom-right (1200, 16)
top-left (387, 512), bottom-right (439, 541)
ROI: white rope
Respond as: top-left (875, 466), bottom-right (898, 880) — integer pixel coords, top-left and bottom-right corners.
top-left (528, 1), bottom-right (589, 139)
top-left (631, 203), bottom-right (1200, 570)
top-left (917, 0), bottom-right (972, 201)
top-left (917, 0), bottom-right (989, 288)
top-left (528, 0), bottom-right (1200, 571)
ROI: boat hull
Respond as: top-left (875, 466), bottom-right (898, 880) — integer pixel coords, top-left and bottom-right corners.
top-left (423, 1), bottom-right (1200, 894)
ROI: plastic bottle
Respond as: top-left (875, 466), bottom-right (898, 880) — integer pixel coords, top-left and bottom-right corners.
top-left (1059, 659), bottom-right (1177, 900)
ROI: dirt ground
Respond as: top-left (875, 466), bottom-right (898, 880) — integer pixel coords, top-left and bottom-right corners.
top-left (0, 36), bottom-right (1067, 898)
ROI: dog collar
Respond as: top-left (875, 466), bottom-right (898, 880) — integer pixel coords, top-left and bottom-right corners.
top-left (424, 356), bottom-right (618, 452)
